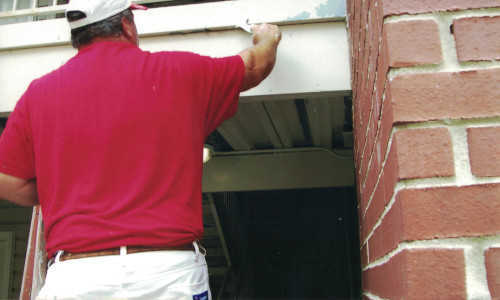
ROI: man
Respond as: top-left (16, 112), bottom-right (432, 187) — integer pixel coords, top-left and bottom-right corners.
top-left (0, 0), bottom-right (281, 298)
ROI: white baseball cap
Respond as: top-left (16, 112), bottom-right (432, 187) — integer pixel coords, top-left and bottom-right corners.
top-left (66, 0), bottom-right (147, 29)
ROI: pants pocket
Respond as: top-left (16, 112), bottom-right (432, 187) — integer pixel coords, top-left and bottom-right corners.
top-left (164, 265), bottom-right (211, 300)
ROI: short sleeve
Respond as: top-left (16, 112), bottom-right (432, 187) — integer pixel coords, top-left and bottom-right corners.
top-left (0, 94), bottom-right (36, 180)
top-left (203, 55), bottom-right (245, 136)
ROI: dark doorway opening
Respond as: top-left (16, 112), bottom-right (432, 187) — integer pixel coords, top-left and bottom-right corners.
top-left (212, 187), bottom-right (361, 299)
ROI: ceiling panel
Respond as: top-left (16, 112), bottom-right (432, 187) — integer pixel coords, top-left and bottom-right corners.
top-left (207, 95), bottom-right (352, 152)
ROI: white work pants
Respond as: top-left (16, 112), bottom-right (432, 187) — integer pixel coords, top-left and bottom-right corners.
top-left (36, 242), bottom-right (211, 300)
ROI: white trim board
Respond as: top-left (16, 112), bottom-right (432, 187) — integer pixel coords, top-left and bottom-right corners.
top-left (0, 0), bottom-right (346, 51)
top-left (0, 22), bottom-right (351, 113)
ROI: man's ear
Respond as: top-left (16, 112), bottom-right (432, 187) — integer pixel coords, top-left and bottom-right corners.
top-left (121, 17), bottom-right (138, 45)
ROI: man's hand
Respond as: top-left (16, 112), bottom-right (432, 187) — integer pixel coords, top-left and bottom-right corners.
top-left (251, 23), bottom-right (282, 46)
top-left (0, 172), bottom-right (38, 207)
top-left (238, 23), bottom-right (282, 92)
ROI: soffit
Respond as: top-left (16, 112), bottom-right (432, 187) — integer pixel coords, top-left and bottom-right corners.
top-left (206, 95), bottom-right (353, 152)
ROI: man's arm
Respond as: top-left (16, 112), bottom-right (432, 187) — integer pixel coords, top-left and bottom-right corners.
top-left (238, 23), bottom-right (281, 92)
top-left (0, 172), bottom-right (38, 207)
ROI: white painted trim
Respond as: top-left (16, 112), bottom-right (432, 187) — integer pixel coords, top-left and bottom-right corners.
top-left (0, 5), bottom-right (66, 19)
top-left (0, 0), bottom-right (176, 19)
top-left (0, 22), bottom-right (351, 113)
top-left (0, 0), bottom-right (346, 51)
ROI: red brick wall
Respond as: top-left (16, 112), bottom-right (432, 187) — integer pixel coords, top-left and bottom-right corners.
top-left (347, 0), bottom-right (500, 298)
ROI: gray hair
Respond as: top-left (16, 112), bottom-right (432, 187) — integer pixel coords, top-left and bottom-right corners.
top-left (68, 9), bottom-right (134, 49)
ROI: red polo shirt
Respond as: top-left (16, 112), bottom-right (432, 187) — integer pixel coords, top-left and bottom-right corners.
top-left (0, 41), bottom-right (244, 258)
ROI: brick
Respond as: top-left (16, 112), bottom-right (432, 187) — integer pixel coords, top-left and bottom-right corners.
top-left (377, 83), bottom-right (393, 170)
top-left (467, 126), bottom-right (500, 177)
top-left (381, 0), bottom-right (500, 17)
top-left (454, 16), bottom-right (500, 62)
top-left (405, 249), bottom-right (466, 298)
top-left (360, 125), bottom-right (448, 239)
top-left (359, 102), bottom-right (397, 244)
top-left (353, 131), bottom-right (362, 172)
top-left (393, 127), bottom-right (455, 179)
top-left (358, 184), bottom-right (370, 222)
top-left (368, 184), bottom-right (500, 261)
top-left (384, 20), bottom-right (442, 67)
top-left (353, 119), bottom-right (362, 164)
top-left (361, 151), bottom-right (398, 248)
top-left (358, 95), bottom-right (385, 189)
top-left (369, 0), bottom-right (382, 55)
top-left (358, 138), bottom-right (371, 187)
top-left (359, 0), bottom-right (370, 98)
top-left (485, 248), bottom-right (500, 299)
top-left (355, 86), bottom-right (388, 187)
top-left (400, 184), bottom-right (500, 240)
top-left (362, 159), bottom-right (378, 211)
top-left (370, 93), bottom-right (381, 136)
top-left (371, 0), bottom-right (384, 36)
top-left (363, 247), bottom-right (403, 299)
top-left (360, 174), bottom-right (384, 239)
top-left (360, 243), bottom-right (368, 267)
top-left (366, 2), bottom-right (381, 100)
top-left (377, 27), bottom-right (390, 83)
top-left (363, 249), bottom-right (466, 299)
top-left (390, 68), bottom-right (500, 123)
top-left (367, 194), bottom-right (402, 261)
top-left (360, 176), bottom-right (381, 237)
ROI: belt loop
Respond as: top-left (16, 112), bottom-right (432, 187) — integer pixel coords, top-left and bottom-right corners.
top-left (48, 250), bottom-right (64, 268)
top-left (55, 250), bottom-right (64, 263)
top-left (47, 250), bottom-right (64, 270)
top-left (193, 241), bottom-right (200, 256)
top-left (193, 240), bottom-right (206, 257)
top-left (47, 258), bottom-right (54, 269)
top-left (120, 246), bottom-right (127, 268)
top-left (199, 242), bottom-right (207, 257)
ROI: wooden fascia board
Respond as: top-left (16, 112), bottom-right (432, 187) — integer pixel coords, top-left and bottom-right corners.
top-left (0, 0), bottom-right (346, 51)
top-left (0, 22), bottom-right (351, 113)
top-left (0, 0), bottom-right (351, 113)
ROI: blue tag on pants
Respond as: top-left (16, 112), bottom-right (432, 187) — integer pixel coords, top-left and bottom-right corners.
top-left (193, 291), bottom-right (209, 300)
